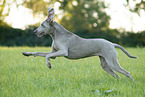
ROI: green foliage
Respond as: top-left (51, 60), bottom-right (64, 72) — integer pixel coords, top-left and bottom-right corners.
top-left (0, 24), bottom-right (145, 47)
top-left (120, 31), bottom-right (145, 47)
top-left (22, 0), bottom-right (53, 16)
top-left (0, 47), bottom-right (144, 96)
top-left (60, 0), bottom-right (110, 33)
top-left (0, 25), bottom-right (52, 46)
top-left (0, 0), bottom-right (8, 20)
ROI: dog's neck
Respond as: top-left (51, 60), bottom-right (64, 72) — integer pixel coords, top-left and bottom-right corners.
top-left (49, 21), bottom-right (73, 40)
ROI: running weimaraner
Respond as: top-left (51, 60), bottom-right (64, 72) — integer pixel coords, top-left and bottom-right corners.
top-left (22, 7), bottom-right (137, 81)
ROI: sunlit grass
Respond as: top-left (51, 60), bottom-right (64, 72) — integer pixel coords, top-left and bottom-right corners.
top-left (0, 47), bottom-right (144, 97)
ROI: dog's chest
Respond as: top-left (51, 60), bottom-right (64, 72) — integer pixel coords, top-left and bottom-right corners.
top-left (53, 40), bottom-right (65, 51)
top-left (53, 42), bottom-right (59, 51)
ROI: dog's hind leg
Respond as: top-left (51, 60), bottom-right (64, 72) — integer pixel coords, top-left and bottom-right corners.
top-left (113, 60), bottom-right (134, 81)
top-left (104, 52), bottom-right (134, 81)
top-left (99, 56), bottom-right (120, 79)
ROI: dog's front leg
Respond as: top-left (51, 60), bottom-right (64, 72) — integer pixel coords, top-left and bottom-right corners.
top-left (22, 52), bottom-right (50, 57)
top-left (22, 48), bottom-right (57, 57)
top-left (46, 50), bottom-right (68, 69)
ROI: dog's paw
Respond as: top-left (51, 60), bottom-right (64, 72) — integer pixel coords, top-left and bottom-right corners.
top-left (47, 62), bottom-right (52, 69)
top-left (22, 52), bottom-right (32, 56)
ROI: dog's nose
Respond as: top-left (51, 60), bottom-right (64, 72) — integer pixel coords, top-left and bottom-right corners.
top-left (34, 30), bottom-right (37, 33)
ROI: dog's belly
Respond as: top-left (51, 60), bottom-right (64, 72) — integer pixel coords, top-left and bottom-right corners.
top-left (65, 53), bottom-right (100, 59)
top-left (65, 47), bottom-right (101, 59)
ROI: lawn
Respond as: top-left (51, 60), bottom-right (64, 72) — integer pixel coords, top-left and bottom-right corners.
top-left (0, 47), bottom-right (144, 97)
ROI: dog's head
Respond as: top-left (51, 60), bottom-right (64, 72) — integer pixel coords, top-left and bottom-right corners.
top-left (34, 7), bottom-right (55, 37)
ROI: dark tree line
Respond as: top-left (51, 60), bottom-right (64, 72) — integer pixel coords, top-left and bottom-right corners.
top-left (0, 23), bottom-right (144, 47)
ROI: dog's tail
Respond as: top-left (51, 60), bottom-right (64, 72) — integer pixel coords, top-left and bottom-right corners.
top-left (113, 43), bottom-right (138, 58)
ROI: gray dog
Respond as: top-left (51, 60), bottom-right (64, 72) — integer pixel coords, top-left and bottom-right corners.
top-left (22, 7), bottom-right (137, 81)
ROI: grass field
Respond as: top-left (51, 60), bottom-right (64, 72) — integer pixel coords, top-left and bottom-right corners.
top-left (0, 47), bottom-right (145, 97)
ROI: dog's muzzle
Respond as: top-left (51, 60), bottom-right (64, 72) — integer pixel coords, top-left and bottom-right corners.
top-left (34, 30), bottom-right (45, 37)
top-left (34, 30), bottom-right (37, 34)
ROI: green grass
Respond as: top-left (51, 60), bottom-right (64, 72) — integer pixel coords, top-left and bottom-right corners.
top-left (0, 47), bottom-right (145, 97)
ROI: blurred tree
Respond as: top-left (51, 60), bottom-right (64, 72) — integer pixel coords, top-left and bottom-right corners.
top-left (125, 0), bottom-right (145, 15)
top-left (1, 0), bottom-right (144, 26)
top-left (23, 0), bottom-right (52, 16)
top-left (0, 0), bottom-right (8, 25)
top-left (59, 0), bottom-right (110, 33)
top-left (22, 0), bottom-right (111, 34)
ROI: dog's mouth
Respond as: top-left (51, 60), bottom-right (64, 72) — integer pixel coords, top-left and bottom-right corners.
top-left (37, 32), bottom-right (45, 37)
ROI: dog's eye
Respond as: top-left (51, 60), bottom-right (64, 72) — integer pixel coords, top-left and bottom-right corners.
top-left (41, 24), bottom-right (45, 28)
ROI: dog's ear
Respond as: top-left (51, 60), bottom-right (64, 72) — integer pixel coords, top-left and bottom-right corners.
top-left (47, 7), bottom-right (55, 22)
